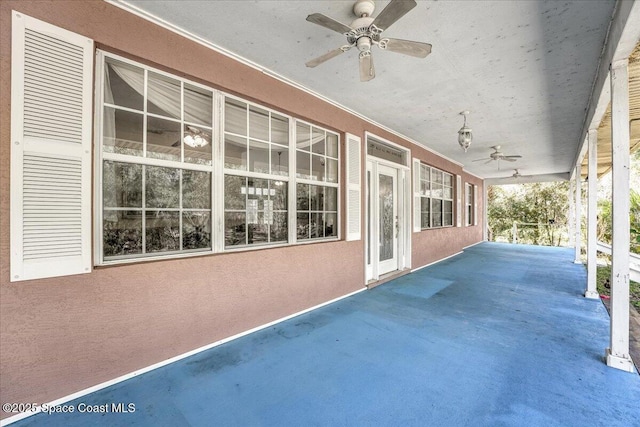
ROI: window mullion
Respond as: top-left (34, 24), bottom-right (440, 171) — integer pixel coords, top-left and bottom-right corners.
top-left (288, 118), bottom-right (297, 245)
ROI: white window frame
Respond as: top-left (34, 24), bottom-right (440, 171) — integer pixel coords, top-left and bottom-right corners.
top-left (415, 163), bottom-right (454, 230)
top-left (95, 51), bottom-right (341, 265)
top-left (466, 182), bottom-right (475, 227)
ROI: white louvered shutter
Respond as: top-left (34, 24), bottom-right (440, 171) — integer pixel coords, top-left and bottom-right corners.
top-left (413, 159), bottom-right (421, 232)
top-left (345, 133), bottom-right (362, 241)
top-left (456, 175), bottom-right (462, 227)
top-left (10, 12), bottom-right (93, 281)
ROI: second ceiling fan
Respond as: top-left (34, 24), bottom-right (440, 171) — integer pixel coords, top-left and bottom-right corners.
top-left (473, 146), bottom-right (522, 168)
top-left (305, 0), bottom-right (432, 82)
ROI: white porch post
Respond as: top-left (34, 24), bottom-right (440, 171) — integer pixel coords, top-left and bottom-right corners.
top-left (585, 130), bottom-right (599, 299)
top-left (574, 167), bottom-right (582, 264)
top-left (606, 59), bottom-right (633, 372)
top-left (568, 180), bottom-right (575, 247)
top-left (483, 184), bottom-right (488, 241)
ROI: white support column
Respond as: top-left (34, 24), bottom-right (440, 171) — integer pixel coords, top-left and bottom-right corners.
top-left (606, 59), bottom-right (633, 372)
top-left (586, 130), bottom-right (599, 299)
top-left (574, 167), bottom-right (582, 264)
top-left (568, 180), bottom-right (575, 247)
top-left (483, 184), bottom-right (488, 241)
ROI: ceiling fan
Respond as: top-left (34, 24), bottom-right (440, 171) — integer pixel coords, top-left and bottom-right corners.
top-left (510, 169), bottom-right (533, 179)
top-left (305, 0), bottom-right (432, 82)
top-left (473, 145), bottom-right (522, 168)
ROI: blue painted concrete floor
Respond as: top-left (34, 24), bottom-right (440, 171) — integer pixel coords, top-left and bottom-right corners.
top-left (11, 243), bottom-right (640, 426)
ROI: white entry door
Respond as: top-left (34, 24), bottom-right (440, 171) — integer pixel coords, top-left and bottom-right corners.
top-left (377, 164), bottom-right (398, 275)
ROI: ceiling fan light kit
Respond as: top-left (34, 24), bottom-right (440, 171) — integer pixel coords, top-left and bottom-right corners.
top-left (458, 110), bottom-right (472, 152)
top-left (305, 0), bottom-right (432, 82)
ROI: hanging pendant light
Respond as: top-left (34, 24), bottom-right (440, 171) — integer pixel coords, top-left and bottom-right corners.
top-left (458, 111), bottom-right (472, 152)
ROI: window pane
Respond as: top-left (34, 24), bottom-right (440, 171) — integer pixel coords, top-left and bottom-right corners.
top-left (312, 128), bottom-right (325, 155)
top-left (184, 124), bottom-right (212, 165)
top-left (103, 210), bottom-right (142, 257)
top-left (183, 212), bottom-right (211, 250)
top-left (271, 145), bottom-right (288, 176)
top-left (296, 151), bottom-right (311, 179)
top-left (311, 155), bottom-right (325, 181)
top-left (248, 178), bottom-right (268, 203)
top-left (325, 187), bottom-right (337, 212)
top-left (271, 113), bottom-right (289, 145)
top-left (225, 134), bottom-right (247, 170)
top-left (147, 72), bottom-right (181, 119)
top-left (103, 107), bottom-right (143, 156)
top-left (326, 133), bottom-right (338, 158)
top-left (310, 185), bottom-right (323, 211)
top-left (325, 213), bottom-right (337, 237)
top-left (297, 213), bottom-right (309, 239)
top-left (225, 175), bottom-right (246, 210)
top-left (104, 58), bottom-right (144, 111)
top-left (249, 140), bottom-right (269, 173)
top-left (146, 166), bottom-right (179, 208)
top-left (249, 106), bottom-right (269, 141)
top-left (103, 161), bottom-right (142, 208)
top-left (420, 166), bottom-right (429, 180)
top-left (225, 212), bottom-right (246, 246)
top-left (296, 122), bottom-right (310, 150)
top-left (147, 116), bottom-right (180, 161)
top-left (310, 213), bottom-right (322, 238)
top-left (443, 186), bottom-right (453, 200)
top-left (270, 212), bottom-right (288, 243)
top-left (183, 170), bottom-right (211, 209)
top-left (431, 199), bottom-right (442, 227)
top-left (146, 211), bottom-right (180, 252)
top-left (225, 99), bottom-right (247, 135)
top-left (184, 84), bottom-right (212, 127)
top-left (326, 159), bottom-right (338, 183)
top-left (297, 183), bottom-right (309, 210)
top-left (420, 179), bottom-right (429, 197)
top-left (443, 173), bottom-right (453, 187)
top-left (433, 170), bottom-right (443, 184)
top-left (272, 181), bottom-right (287, 210)
top-left (248, 213), bottom-right (268, 245)
top-left (443, 200), bottom-right (453, 226)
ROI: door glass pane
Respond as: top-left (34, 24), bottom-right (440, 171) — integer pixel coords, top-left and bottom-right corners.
top-left (379, 174), bottom-right (394, 262)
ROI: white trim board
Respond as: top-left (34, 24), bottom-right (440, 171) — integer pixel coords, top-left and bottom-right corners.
top-left (411, 251), bottom-right (463, 273)
top-left (0, 287), bottom-right (366, 426)
top-left (105, 0), bottom-right (463, 169)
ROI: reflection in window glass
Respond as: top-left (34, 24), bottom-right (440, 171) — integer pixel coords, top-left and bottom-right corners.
top-left (296, 183), bottom-right (338, 240)
top-left (103, 161), bottom-right (142, 208)
top-left (183, 170), bottom-right (211, 209)
top-left (103, 107), bottom-right (143, 156)
top-left (184, 124), bottom-right (212, 165)
top-left (225, 135), bottom-right (247, 170)
top-left (103, 211), bottom-right (142, 257)
top-left (224, 176), bottom-right (288, 248)
top-left (147, 116), bottom-right (181, 161)
top-left (419, 164), bottom-right (453, 229)
top-left (104, 58), bottom-right (144, 110)
top-left (249, 140), bottom-right (270, 173)
top-left (249, 106), bottom-right (269, 141)
top-left (184, 84), bottom-right (212, 127)
top-left (146, 166), bottom-right (180, 208)
top-left (147, 72), bottom-right (181, 119)
top-left (271, 146), bottom-right (288, 176)
top-left (183, 212), bottom-right (211, 249)
top-left (146, 211), bottom-right (180, 253)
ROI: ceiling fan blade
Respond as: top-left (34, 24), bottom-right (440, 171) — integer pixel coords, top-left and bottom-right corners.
top-left (306, 46), bottom-right (350, 68)
top-left (472, 157), bottom-right (490, 162)
top-left (380, 38), bottom-right (431, 58)
top-left (502, 157), bottom-right (518, 162)
top-left (372, 0), bottom-right (417, 31)
top-left (359, 52), bottom-right (375, 82)
top-left (503, 155), bottom-right (522, 159)
top-left (306, 13), bottom-right (352, 34)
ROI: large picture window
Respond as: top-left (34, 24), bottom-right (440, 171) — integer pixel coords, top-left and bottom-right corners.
top-left (97, 52), bottom-right (340, 263)
top-left (100, 55), bottom-right (214, 260)
top-left (418, 164), bottom-right (453, 229)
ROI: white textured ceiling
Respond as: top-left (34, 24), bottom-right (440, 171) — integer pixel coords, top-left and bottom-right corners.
top-left (118, 0), bottom-right (616, 180)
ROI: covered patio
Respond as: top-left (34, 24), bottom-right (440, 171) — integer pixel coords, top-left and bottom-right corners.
top-left (11, 243), bottom-right (639, 426)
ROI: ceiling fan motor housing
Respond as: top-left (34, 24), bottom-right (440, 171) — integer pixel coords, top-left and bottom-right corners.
top-left (353, 0), bottom-right (375, 17)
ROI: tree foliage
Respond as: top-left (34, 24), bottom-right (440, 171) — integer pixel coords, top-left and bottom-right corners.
top-left (488, 182), bottom-right (569, 246)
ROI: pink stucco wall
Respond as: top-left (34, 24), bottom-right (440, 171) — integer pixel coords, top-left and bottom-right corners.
top-left (0, 1), bottom-right (483, 416)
